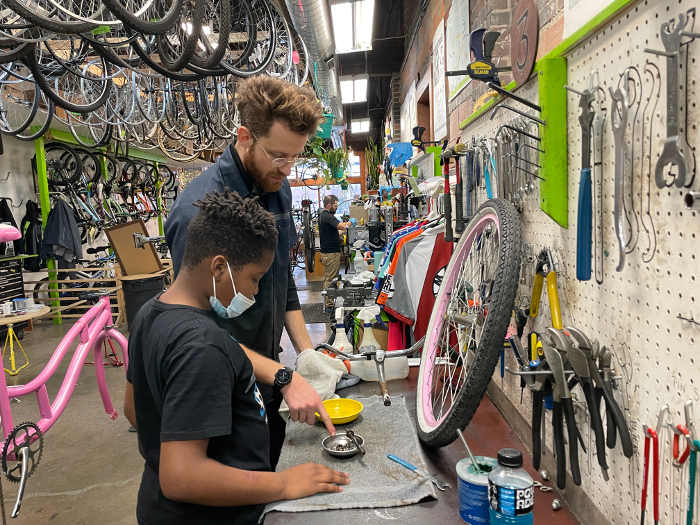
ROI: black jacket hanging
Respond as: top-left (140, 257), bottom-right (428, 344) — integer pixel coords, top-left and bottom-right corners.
top-left (0, 198), bottom-right (21, 257)
top-left (20, 200), bottom-right (43, 271)
top-left (40, 199), bottom-right (82, 265)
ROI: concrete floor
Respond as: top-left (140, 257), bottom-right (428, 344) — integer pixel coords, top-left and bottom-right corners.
top-left (0, 270), bottom-right (578, 524)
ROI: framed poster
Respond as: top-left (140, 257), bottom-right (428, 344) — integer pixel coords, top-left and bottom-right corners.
top-left (400, 81), bottom-right (416, 143)
top-left (432, 19), bottom-right (447, 140)
top-left (446, 0), bottom-right (470, 100)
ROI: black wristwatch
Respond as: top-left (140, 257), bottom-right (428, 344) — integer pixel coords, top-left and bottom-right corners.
top-left (273, 367), bottom-right (294, 392)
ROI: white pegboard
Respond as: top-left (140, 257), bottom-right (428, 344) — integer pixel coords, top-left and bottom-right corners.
top-left (455, 1), bottom-right (700, 524)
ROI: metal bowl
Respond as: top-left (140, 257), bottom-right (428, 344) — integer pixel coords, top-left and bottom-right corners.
top-left (322, 432), bottom-right (365, 458)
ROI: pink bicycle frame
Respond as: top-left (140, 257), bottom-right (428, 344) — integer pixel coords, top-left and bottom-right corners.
top-left (0, 296), bottom-right (128, 457)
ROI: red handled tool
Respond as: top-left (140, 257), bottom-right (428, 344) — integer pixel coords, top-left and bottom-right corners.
top-left (641, 425), bottom-right (659, 525)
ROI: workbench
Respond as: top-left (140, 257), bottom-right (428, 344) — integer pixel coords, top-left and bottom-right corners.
top-left (263, 371), bottom-right (579, 524)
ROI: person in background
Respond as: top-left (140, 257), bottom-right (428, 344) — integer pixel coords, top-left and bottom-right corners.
top-left (318, 195), bottom-right (351, 299)
top-left (125, 191), bottom-right (348, 525)
top-left (165, 76), bottom-right (332, 468)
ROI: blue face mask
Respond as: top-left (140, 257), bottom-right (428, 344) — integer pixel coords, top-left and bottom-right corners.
top-left (209, 261), bottom-right (256, 319)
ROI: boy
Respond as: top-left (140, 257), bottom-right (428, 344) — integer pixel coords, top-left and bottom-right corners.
top-left (124, 191), bottom-right (349, 524)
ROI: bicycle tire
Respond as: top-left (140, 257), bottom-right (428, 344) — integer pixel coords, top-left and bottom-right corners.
top-left (189, 0), bottom-right (230, 69)
top-left (156, 0), bottom-right (205, 72)
top-left (129, 36), bottom-right (203, 81)
top-left (45, 142), bottom-right (83, 185)
top-left (2, 0), bottom-right (97, 34)
top-left (15, 96), bottom-right (54, 141)
top-left (102, 0), bottom-right (182, 35)
top-left (416, 199), bottom-right (521, 448)
top-left (221, 0), bottom-right (275, 77)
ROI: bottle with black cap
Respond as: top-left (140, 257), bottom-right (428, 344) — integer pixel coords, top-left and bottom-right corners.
top-left (488, 448), bottom-right (534, 524)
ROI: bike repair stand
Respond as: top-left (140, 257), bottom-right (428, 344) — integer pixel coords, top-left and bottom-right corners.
top-left (1, 323), bottom-right (29, 376)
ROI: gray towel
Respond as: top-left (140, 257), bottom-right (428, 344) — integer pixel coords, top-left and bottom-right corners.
top-left (261, 395), bottom-right (436, 519)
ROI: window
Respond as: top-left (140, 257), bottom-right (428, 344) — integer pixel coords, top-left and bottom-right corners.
top-left (340, 75), bottom-right (368, 103)
top-left (331, 0), bottom-right (375, 54)
top-left (351, 118), bottom-right (370, 134)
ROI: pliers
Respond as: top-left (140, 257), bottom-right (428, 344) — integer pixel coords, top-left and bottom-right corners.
top-left (530, 367), bottom-right (552, 472)
top-left (529, 249), bottom-right (563, 329)
top-left (542, 328), bottom-right (581, 489)
top-left (563, 327), bottom-right (609, 480)
top-left (596, 347), bottom-right (634, 458)
top-left (641, 406), bottom-right (668, 525)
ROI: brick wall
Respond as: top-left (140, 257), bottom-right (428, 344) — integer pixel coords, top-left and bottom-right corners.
top-left (397, 0), bottom-right (565, 141)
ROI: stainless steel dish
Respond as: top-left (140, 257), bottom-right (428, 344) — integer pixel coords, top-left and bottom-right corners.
top-left (322, 432), bottom-right (365, 458)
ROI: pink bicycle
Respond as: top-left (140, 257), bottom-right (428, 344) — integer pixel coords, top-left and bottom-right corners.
top-left (0, 284), bottom-right (127, 519)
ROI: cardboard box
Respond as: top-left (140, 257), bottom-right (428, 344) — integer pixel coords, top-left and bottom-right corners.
top-left (349, 205), bottom-right (369, 226)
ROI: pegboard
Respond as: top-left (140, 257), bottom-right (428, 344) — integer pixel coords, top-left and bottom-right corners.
top-left (455, 1), bottom-right (700, 523)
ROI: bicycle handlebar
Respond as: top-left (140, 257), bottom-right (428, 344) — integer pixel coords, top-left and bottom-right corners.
top-left (315, 336), bottom-right (424, 361)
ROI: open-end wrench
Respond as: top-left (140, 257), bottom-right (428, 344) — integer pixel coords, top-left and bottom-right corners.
top-left (621, 67), bottom-right (642, 254)
top-left (641, 61), bottom-right (660, 264)
top-left (646, 12), bottom-right (693, 188)
top-left (592, 90), bottom-right (607, 285)
top-left (609, 86), bottom-right (629, 273)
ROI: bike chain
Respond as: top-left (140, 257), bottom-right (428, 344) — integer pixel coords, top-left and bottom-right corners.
top-left (1, 422), bottom-right (43, 483)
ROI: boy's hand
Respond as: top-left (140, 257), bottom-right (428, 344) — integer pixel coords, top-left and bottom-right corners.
top-left (281, 373), bottom-right (336, 435)
top-left (280, 463), bottom-right (349, 499)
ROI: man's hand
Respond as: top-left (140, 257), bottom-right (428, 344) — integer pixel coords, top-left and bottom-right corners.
top-left (280, 464), bottom-right (349, 499)
top-left (281, 373), bottom-right (336, 435)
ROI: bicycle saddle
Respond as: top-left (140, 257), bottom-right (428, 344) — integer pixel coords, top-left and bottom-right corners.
top-left (0, 224), bottom-right (20, 243)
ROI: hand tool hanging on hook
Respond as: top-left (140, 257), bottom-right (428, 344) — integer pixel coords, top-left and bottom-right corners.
top-left (641, 61), bottom-right (660, 264)
top-left (453, 141), bottom-right (465, 237)
top-left (645, 11), bottom-right (696, 188)
top-left (641, 407), bottom-right (667, 525)
top-left (563, 328), bottom-right (609, 480)
top-left (609, 86), bottom-right (629, 273)
top-left (441, 147), bottom-right (454, 243)
top-left (592, 86), bottom-right (607, 285)
top-left (619, 67), bottom-right (642, 254)
top-left (566, 85), bottom-right (595, 281)
top-left (542, 329), bottom-right (582, 489)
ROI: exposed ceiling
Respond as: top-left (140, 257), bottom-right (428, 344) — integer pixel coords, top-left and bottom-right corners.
top-left (336, 0), bottom-right (406, 152)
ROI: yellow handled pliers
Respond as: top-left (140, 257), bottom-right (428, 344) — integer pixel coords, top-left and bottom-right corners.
top-left (529, 248), bottom-right (563, 330)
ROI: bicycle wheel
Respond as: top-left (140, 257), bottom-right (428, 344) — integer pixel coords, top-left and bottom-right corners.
top-left (416, 199), bottom-right (521, 448)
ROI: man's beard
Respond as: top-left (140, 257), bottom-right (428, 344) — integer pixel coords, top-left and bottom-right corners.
top-left (242, 151), bottom-right (284, 192)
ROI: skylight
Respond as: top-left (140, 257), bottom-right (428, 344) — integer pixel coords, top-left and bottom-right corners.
top-left (340, 75), bottom-right (368, 103)
top-left (351, 118), bottom-right (370, 134)
top-left (331, 0), bottom-right (375, 54)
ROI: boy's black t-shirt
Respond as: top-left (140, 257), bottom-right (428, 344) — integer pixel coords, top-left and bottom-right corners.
top-left (127, 295), bottom-right (271, 525)
top-left (319, 209), bottom-right (341, 253)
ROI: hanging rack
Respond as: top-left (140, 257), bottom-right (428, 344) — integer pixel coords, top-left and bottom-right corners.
top-left (1, 197), bottom-right (23, 209)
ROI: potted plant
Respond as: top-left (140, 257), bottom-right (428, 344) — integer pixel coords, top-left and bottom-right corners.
top-left (321, 148), bottom-right (349, 187)
top-left (364, 137), bottom-right (383, 192)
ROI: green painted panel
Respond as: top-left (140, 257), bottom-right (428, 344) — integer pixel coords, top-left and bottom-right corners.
top-left (538, 57), bottom-right (568, 228)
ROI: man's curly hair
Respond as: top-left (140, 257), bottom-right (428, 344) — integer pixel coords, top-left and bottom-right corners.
top-left (237, 76), bottom-right (323, 138)
top-left (182, 190), bottom-right (278, 270)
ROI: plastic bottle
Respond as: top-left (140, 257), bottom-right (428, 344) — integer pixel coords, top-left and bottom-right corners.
top-left (350, 308), bottom-right (409, 381)
top-left (488, 448), bottom-right (534, 525)
top-left (332, 298), bottom-right (354, 354)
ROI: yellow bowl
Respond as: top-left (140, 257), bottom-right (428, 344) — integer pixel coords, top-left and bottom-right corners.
top-left (316, 398), bottom-right (364, 425)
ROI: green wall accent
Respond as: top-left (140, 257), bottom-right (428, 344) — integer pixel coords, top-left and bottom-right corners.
top-left (537, 57), bottom-right (568, 228)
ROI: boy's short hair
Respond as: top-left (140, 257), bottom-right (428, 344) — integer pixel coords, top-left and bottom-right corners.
top-left (182, 190), bottom-right (278, 270)
top-left (237, 76), bottom-right (324, 138)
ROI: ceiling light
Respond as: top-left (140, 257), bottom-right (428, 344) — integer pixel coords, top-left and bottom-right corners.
top-left (351, 118), bottom-right (369, 134)
top-left (331, 0), bottom-right (375, 54)
top-left (340, 75), bottom-right (368, 104)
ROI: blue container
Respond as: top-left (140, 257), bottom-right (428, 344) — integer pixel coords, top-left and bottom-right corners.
top-left (456, 456), bottom-right (498, 524)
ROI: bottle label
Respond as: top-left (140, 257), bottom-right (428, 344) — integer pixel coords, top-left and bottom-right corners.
top-left (488, 481), bottom-right (534, 516)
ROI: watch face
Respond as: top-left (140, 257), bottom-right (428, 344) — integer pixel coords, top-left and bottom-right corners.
top-left (276, 367), bottom-right (293, 386)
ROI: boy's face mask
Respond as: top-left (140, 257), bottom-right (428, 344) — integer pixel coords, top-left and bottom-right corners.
top-left (210, 260), bottom-right (255, 318)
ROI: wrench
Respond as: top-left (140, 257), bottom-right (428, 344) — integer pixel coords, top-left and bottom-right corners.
top-left (592, 92), bottom-right (607, 285)
top-left (609, 86), bottom-right (629, 273)
top-left (646, 12), bottom-right (694, 188)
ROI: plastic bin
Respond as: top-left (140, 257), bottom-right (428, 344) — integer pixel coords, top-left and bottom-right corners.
top-left (122, 275), bottom-right (165, 328)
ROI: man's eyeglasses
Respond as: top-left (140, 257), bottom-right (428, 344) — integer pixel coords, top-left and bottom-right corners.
top-left (253, 136), bottom-right (300, 168)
